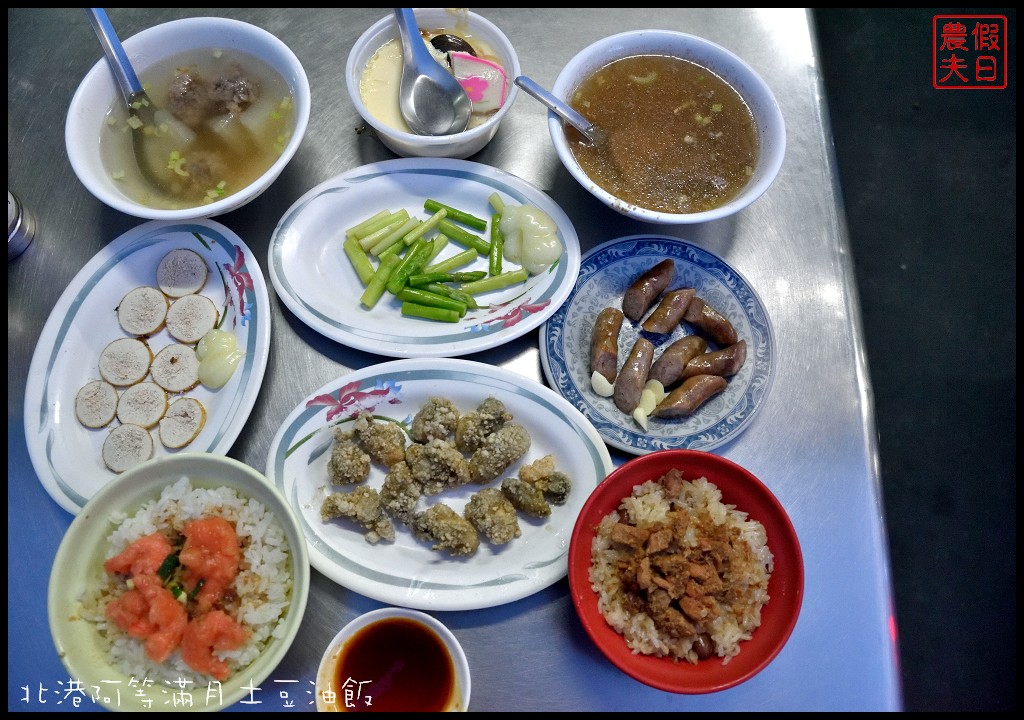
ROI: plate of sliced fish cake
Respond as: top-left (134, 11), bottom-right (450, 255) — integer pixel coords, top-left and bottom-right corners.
top-left (24, 219), bottom-right (270, 514)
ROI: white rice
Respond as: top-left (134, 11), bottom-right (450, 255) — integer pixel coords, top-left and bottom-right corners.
top-left (80, 476), bottom-right (293, 684)
top-left (590, 477), bottom-right (773, 664)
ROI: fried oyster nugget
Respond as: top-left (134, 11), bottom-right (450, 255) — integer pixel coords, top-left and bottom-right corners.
top-left (464, 488), bottom-right (521, 545)
top-left (519, 454), bottom-right (556, 484)
top-left (455, 396), bottom-right (513, 452)
top-left (379, 460), bottom-right (422, 524)
top-left (327, 430), bottom-right (371, 485)
top-left (321, 486), bottom-right (395, 544)
top-left (411, 503), bottom-right (480, 557)
top-left (468, 422), bottom-right (531, 484)
top-left (519, 454), bottom-right (573, 505)
top-left (410, 396), bottom-right (460, 443)
top-left (353, 412), bottom-right (407, 467)
top-left (501, 476), bottom-right (551, 518)
top-left (405, 438), bottom-right (471, 495)
top-left (537, 471), bottom-right (572, 506)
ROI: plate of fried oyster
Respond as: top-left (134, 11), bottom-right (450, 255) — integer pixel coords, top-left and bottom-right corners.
top-left (265, 357), bottom-right (613, 611)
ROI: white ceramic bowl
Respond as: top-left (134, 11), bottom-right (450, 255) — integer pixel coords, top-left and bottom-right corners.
top-left (66, 16), bottom-right (311, 220)
top-left (549, 30), bottom-right (786, 224)
top-left (346, 9), bottom-right (520, 159)
top-left (316, 607), bottom-right (471, 712)
top-left (48, 453), bottom-right (310, 712)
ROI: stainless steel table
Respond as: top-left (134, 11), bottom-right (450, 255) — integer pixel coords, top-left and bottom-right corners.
top-left (8, 8), bottom-right (903, 711)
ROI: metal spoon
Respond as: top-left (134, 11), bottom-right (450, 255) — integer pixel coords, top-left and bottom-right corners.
top-left (393, 8), bottom-right (472, 136)
top-left (85, 8), bottom-right (163, 185)
top-left (514, 75), bottom-right (605, 145)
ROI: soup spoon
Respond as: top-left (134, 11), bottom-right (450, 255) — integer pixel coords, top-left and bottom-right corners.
top-left (85, 8), bottom-right (163, 185)
top-left (393, 7), bottom-right (472, 136)
top-left (514, 75), bottom-right (605, 145)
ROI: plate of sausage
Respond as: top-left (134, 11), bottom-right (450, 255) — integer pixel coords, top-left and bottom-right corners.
top-left (540, 235), bottom-right (774, 455)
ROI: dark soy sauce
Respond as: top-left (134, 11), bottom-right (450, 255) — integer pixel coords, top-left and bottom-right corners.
top-left (334, 617), bottom-right (455, 712)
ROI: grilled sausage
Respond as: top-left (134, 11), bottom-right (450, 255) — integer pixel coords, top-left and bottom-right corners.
top-left (651, 374), bottom-right (728, 418)
top-left (613, 337), bottom-right (655, 413)
top-left (590, 307), bottom-right (624, 382)
top-left (641, 288), bottom-right (696, 334)
top-left (681, 340), bottom-right (747, 380)
top-left (622, 259), bottom-right (675, 322)
top-left (682, 296), bottom-right (737, 346)
top-left (648, 335), bottom-right (708, 388)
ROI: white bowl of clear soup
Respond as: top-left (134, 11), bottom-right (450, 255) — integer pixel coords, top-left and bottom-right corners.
top-left (66, 15), bottom-right (310, 220)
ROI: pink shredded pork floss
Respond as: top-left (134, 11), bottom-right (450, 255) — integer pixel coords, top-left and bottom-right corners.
top-left (101, 515), bottom-right (250, 678)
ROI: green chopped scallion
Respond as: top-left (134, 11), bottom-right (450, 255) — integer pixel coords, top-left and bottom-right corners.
top-left (168, 583), bottom-right (187, 604)
top-left (156, 552), bottom-right (180, 580)
top-left (167, 150), bottom-right (189, 177)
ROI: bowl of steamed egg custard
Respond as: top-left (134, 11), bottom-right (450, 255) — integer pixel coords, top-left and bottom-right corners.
top-left (346, 8), bottom-right (520, 159)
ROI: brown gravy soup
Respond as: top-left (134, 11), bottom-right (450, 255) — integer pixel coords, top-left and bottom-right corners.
top-left (568, 55), bottom-right (759, 214)
top-left (99, 48), bottom-right (295, 211)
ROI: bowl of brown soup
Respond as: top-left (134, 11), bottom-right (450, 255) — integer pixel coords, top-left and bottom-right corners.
top-left (548, 30), bottom-right (785, 224)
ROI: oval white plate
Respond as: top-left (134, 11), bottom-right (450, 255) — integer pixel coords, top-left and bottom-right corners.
top-left (266, 358), bottom-right (613, 611)
top-left (540, 235), bottom-right (774, 455)
top-left (268, 158), bottom-right (580, 358)
top-left (24, 219), bottom-right (271, 514)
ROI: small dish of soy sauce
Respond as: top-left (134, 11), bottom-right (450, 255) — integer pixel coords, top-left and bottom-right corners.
top-left (315, 607), bottom-right (471, 712)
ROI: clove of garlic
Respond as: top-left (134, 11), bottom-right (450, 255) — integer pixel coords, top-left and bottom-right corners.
top-left (632, 407), bottom-right (649, 431)
top-left (591, 370), bottom-right (615, 397)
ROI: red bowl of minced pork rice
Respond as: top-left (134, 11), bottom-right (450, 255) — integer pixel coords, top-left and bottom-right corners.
top-left (48, 453), bottom-right (310, 711)
top-left (568, 449), bottom-right (803, 694)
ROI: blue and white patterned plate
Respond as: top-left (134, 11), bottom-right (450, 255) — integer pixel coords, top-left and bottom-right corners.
top-left (268, 158), bottom-right (581, 358)
top-left (266, 358), bottom-right (613, 611)
top-left (540, 235), bottom-right (774, 455)
top-left (24, 220), bottom-right (271, 514)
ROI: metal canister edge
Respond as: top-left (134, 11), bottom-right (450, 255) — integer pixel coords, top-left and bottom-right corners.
top-left (8, 189), bottom-right (35, 261)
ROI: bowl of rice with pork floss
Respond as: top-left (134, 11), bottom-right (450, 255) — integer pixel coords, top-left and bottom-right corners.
top-left (47, 453), bottom-right (309, 711)
top-left (568, 449), bottom-right (803, 694)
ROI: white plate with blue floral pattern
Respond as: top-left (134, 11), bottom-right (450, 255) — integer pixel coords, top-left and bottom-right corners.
top-left (265, 358), bottom-right (613, 611)
top-left (268, 158), bottom-right (580, 358)
top-left (24, 220), bottom-right (271, 514)
top-left (540, 235), bottom-right (774, 455)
